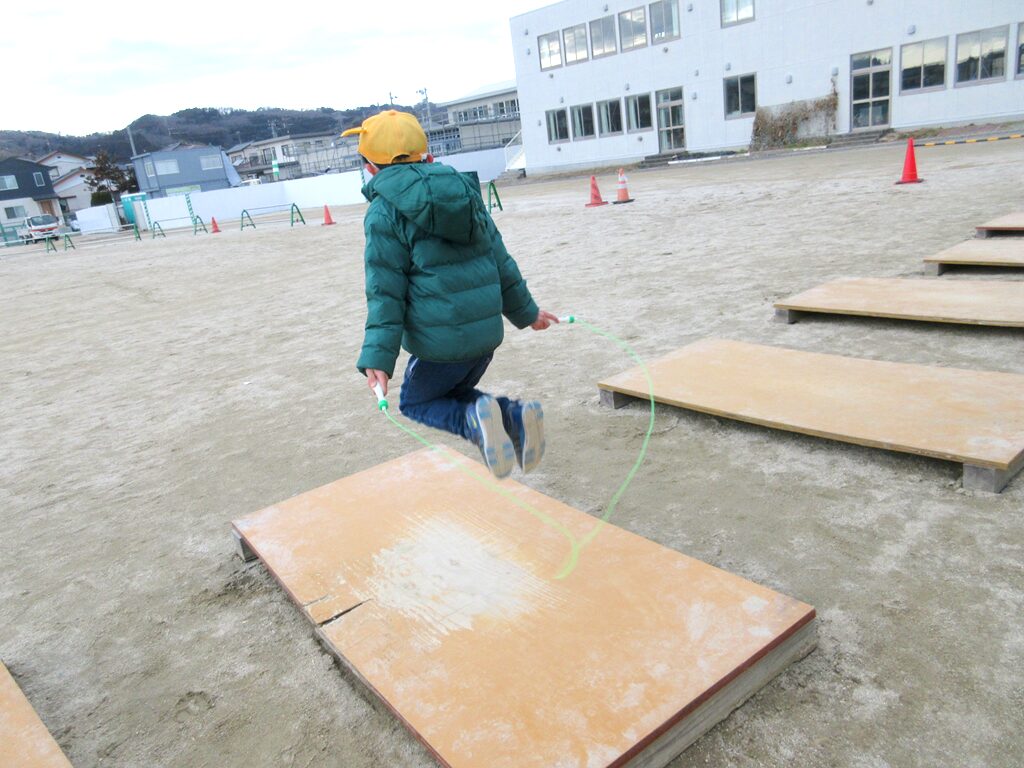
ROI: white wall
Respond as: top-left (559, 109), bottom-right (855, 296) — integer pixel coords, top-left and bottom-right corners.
top-left (512, 0), bottom-right (1024, 173)
top-left (76, 204), bottom-right (121, 234)
top-left (125, 171), bottom-right (366, 229)
top-left (433, 148), bottom-right (509, 182)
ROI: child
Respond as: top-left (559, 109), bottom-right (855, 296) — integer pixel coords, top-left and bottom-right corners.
top-left (343, 110), bottom-right (559, 478)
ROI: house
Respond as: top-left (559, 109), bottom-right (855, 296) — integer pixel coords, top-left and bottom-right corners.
top-left (0, 157), bottom-right (62, 231)
top-left (131, 143), bottom-right (241, 198)
top-left (227, 132), bottom-right (360, 180)
top-left (52, 167), bottom-right (95, 214)
top-left (512, 1), bottom-right (1024, 173)
top-left (428, 82), bottom-right (522, 156)
top-left (34, 150), bottom-right (93, 180)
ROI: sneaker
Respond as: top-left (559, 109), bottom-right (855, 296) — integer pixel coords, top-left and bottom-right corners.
top-left (465, 396), bottom-right (515, 479)
top-left (507, 400), bottom-right (545, 474)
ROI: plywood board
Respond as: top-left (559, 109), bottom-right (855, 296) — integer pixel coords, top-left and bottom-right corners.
top-left (598, 339), bottom-right (1024, 488)
top-left (923, 239), bottom-right (1024, 271)
top-left (977, 212), bottom-right (1024, 236)
top-left (0, 663), bottom-right (72, 768)
top-left (233, 449), bottom-right (816, 768)
top-left (775, 277), bottom-right (1024, 327)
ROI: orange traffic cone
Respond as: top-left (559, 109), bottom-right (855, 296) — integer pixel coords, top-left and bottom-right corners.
top-left (895, 138), bottom-right (923, 185)
top-left (322, 205), bottom-right (336, 226)
top-left (585, 176), bottom-right (608, 207)
top-left (612, 168), bottom-right (634, 204)
top-left (210, 217), bottom-right (221, 234)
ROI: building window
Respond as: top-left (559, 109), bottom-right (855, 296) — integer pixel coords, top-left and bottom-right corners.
top-left (495, 99), bottom-right (519, 117)
top-left (721, 0), bottom-right (754, 27)
top-left (154, 159), bottom-right (180, 175)
top-left (33, 171), bottom-right (45, 186)
top-left (1018, 22), bottom-right (1024, 76)
top-left (144, 160), bottom-right (156, 177)
top-left (956, 26), bottom-right (1008, 84)
top-left (590, 16), bottom-right (617, 58)
top-left (649, 1), bottom-right (680, 42)
top-left (571, 104), bottom-right (596, 139)
top-left (539, 32), bottom-right (562, 70)
top-left (724, 74), bottom-right (757, 117)
top-left (4, 205), bottom-right (27, 219)
top-left (901, 38), bottom-right (947, 92)
top-left (597, 99), bottom-right (623, 135)
top-left (281, 145), bottom-right (293, 157)
top-left (200, 154), bottom-right (222, 170)
top-left (262, 148), bottom-right (277, 163)
top-left (619, 8), bottom-right (647, 51)
top-left (0, 175), bottom-right (18, 191)
top-left (626, 93), bottom-right (653, 131)
top-left (563, 24), bottom-right (588, 64)
top-left (546, 109), bottom-right (570, 142)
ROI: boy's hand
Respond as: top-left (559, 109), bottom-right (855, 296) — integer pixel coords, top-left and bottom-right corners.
top-left (531, 310), bottom-right (560, 331)
top-left (366, 369), bottom-right (389, 396)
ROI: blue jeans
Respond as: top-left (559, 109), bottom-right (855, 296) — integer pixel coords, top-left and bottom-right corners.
top-left (398, 355), bottom-right (512, 441)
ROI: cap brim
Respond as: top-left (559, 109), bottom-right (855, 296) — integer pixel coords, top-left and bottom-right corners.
top-left (340, 127), bottom-right (363, 137)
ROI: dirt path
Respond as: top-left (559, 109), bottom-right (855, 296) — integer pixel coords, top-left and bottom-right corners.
top-left (1, 139), bottom-right (1022, 767)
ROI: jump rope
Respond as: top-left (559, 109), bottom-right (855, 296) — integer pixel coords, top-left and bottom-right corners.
top-left (370, 316), bottom-right (657, 580)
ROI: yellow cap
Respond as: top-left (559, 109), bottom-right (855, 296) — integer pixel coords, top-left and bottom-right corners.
top-left (341, 110), bottom-right (428, 166)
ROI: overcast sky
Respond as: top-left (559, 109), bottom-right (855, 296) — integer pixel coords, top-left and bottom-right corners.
top-left (2, 0), bottom-right (547, 136)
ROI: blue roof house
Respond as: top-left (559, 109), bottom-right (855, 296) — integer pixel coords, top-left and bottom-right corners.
top-left (132, 143), bottom-right (242, 198)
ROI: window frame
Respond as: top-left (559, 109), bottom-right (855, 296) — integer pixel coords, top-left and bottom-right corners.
top-left (545, 108), bottom-right (570, 143)
top-left (649, 0), bottom-right (680, 43)
top-left (720, 0), bottom-right (755, 28)
top-left (538, 31), bottom-right (563, 70)
top-left (900, 37), bottom-right (948, 94)
top-left (1017, 22), bottom-right (1024, 78)
top-left (619, 7), bottom-right (648, 52)
top-left (33, 171), bottom-right (45, 186)
top-left (0, 174), bottom-right (18, 191)
top-left (625, 93), bottom-right (653, 132)
top-left (570, 103), bottom-right (596, 140)
top-left (200, 154), bottom-right (223, 170)
top-left (4, 205), bottom-right (28, 219)
top-left (590, 15), bottom-right (618, 59)
top-left (597, 98), bottom-right (624, 136)
top-left (563, 23), bottom-right (589, 65)
top-left (154, 158), bottom-right (180, 176)
top-left (723, 73), bottom-right (757, 119)
top-left (955, 25), bottom-right (1009, 87)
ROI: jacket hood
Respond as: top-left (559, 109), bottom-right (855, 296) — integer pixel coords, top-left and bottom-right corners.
top-left (363, 163), bottom-right (477, 244)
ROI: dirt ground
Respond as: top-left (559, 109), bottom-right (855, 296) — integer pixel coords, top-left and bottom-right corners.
top-left (2, 139), bottom-right (1022, 768)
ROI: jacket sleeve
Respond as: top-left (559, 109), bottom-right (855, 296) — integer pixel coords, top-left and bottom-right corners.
top-left (483, 209), bottom-right (539, 329)
top-left (356, 208), bottom-right (410, 378)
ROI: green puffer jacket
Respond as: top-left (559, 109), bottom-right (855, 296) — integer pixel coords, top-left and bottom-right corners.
top-left (355, 163), bottom-right (538, 378)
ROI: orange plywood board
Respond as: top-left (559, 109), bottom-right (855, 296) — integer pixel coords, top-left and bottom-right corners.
top-left (598, 338), bottom-right (1024, 471)
top-left (924, 239), bottom-right (1024, 268)
top-left (977, 212), bottom-right (1024, 234)
top-left (233, 449), bottom-right (815, 768)
top-left (0, 664), bottom-right (72, 768)
top-left (775, 277), bottom-right (1024, 327)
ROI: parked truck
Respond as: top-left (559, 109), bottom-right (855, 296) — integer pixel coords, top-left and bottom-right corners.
top-left (19, 214), bottom-right (61, 243)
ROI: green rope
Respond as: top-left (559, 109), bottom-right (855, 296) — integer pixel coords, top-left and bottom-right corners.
top-left (377, 316), bottom-right (656, 579)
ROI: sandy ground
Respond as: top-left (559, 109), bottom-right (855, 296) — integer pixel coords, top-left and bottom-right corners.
top-left (2, 139), bottom-right (1023, 768)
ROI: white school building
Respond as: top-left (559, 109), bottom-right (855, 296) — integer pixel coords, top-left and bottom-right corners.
top-left (510, 1), bottom-right (1024, 173)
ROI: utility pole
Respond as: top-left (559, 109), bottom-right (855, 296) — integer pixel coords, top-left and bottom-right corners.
top-left (126, 124), bottom-right (138, 157)
top-left (417, 88), bottom-right (432, 127)
top-left (388, 92), bottom-right (397, 106)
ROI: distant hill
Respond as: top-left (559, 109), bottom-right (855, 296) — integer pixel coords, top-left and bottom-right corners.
top-left (0, 104), bottom-right (433, 162)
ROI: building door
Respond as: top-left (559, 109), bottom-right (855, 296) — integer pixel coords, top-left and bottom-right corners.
top-left (656, 87), bottom-right (686, 153)
top-left (39, 199), bottom-right (56, 216)
top-left (850, 48), bottom-right (892, 130)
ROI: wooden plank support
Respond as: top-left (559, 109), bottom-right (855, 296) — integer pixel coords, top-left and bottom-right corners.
top-left (232, 448), bottom-right (817, 767)
top-left (923, 239), bottom-right (1024, 275)
top-left (774, 308), bottom-right (803, 324)
top-left (233, 529), bottom-right (258, 562)
top-left (598, 339), bottom-right (1024, 492)
top-left (599, 387), bottom-right (634, 409)
top-left (976, 212), bottom-right (1024, 239)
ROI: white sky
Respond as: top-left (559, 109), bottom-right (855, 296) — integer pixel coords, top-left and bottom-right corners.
top-left (1, 0), bottom-right (548, 136)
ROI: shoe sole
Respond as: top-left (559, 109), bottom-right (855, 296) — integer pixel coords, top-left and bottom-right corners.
top-left (473, 397), bottom-right (515, 479)
top-left (518, 401), bottom-right (545, 475)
